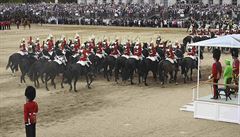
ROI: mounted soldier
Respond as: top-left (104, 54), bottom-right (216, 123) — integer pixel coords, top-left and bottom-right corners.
top-left (77, 45), bottom-right (91, 67)
top-left (110, 42), bottom-right (120, 59)
top-left (147, 41), bottom-right (159, 62)
top-left (19, 38), bottom-right (28, 56)
top-left (130, 41), bottom-right (142, 61)
top-left (122, 39), bottom-right (131, 59)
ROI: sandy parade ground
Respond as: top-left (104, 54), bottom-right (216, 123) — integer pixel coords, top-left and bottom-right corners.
top-left (0, 24), bottom-right (239, 137)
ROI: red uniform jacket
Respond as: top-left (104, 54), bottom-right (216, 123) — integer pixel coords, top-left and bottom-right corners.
top-left (212, 61), bottom-right (222, 80)
top-left (24, 101), bottom-right (38, 124)
top-left (187, 47), bottom-right (196, 56)
top-left (61, 40), bottom-right (66, 50)
top-left (134, 45), bottom-right (142, 56)
top-left (97, 42), bottom-right (103, 54)
top-left (35, 43), bottom-right (40, 52)
top-left (167, 48), bottom-right (174, 59)
top-left (111, 45), bottom-right (119, 55)
top-left (80, 49), bottom-right (88, 61)
top-left (124, 44), bottom-right (131, 55)
top-left (150, 45), bottom-right (156, 57)
top-left (233, 59), bottom-right (239, 76)
top-left (48, 40), bottom-right (54, 52)
top-left (20, 44), bottom-right (26, 51)
top-left (88, 42), bottom-right (95, 53)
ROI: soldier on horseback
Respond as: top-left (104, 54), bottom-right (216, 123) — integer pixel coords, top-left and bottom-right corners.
top-left (77, 45), bottom-right (91, 67)
top-left (147, 41), bottom-right (159, 62)
top-left (110, 42), bottom-right (120, 59)
top-left (122, 39), bottom-right (131, 59)
top-left (187, 46), bottom-right (197, 60)
top-left (19, 38), bottom-right (28, 55)
top-left (166, 43), bottom-right (176, 64)
top-left (35, 38), bottom-right (41, 53)
top-left (96, 41), bottom-right (105, 59)
top-left (130, 41), bottom-right (142, 60)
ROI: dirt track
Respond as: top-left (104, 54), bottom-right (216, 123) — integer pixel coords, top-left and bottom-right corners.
top-left (0, 25), bottom-right (239, 137)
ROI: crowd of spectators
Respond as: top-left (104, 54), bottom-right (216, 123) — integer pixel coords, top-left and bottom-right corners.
top-left (0, 2), bottom-right (239, 28)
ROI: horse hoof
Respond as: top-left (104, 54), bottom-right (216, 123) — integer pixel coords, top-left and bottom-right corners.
top-left (88, 86), bottom-right (91, 89)
top-left (145, 83), bottom-right (148, 86)
top-left (74, 90), bottom-right (78, 92)
top-left (175, 82), bottom-right (178, 85)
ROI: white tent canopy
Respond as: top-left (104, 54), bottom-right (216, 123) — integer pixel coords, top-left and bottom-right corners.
top-left (189, 34), bottom-right (240, 48)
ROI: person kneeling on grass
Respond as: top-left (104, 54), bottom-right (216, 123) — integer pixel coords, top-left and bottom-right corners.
top-left (24, 86), bottom-right (38, 137)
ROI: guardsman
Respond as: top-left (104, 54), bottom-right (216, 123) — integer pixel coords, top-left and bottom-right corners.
top-left (122, 40), bottom-right (131, 59)
top-left (61, 36), bottom-right (67, 50)
top-left (166, 43), bottom-right (175, 64)
top-left (187, 46), bottom-right (196, 60)
top-left (148, 41), bottom-right (158, 61)
top-left (77, 45), bottom-right (91, 67)
top-left (35, 38), bottom-right (41, 53)
top-left (24, 86), bottom-right (38, 137)
top-left (131, 41), bottom-right (142, 60)
top-left (96, 41), bottom-right (104, 59)
top-left (209, 49), bottom-right (222, 99)
top-left (110, 42), bottom-right (120, 58)
top-left (19, 38), bottom-right (27, 55)
top-left (73, 39), bottom-right (79, 53)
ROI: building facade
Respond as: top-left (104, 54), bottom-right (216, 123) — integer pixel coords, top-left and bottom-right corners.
top-left (55, 0), bottom-right (240, 6)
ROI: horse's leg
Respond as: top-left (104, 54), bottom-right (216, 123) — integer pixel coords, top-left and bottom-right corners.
top-left (74, 76), bottom-right (78, 92)
top-left (45, 74), bottom-right (49, 91)
top-left (144, 71), bottom-right (149, 86)
top-left (190, 68), bottom-right (193, 81)
top-left (115, 67), bottom-right (119, 83)
top-left (51, 75), bottom-right (56, 89)
top-left (86, 75), bottom-right (91, 89)
top-left (174, 70), bottom-right (178, 85)
top-left (130, 70), bottom-right (134, 85)
top-left (61, 76), bottom-right (64, 89)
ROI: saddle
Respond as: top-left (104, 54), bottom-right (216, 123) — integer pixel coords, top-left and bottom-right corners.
top-left (165, 58), bottom-right (175, 64)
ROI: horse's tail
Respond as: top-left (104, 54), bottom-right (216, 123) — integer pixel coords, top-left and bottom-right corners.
top-left (6, 55), bottom-right (12, 70)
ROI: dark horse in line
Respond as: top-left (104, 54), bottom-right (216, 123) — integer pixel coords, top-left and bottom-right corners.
top-left (61, 63), bottom-right (94, 92)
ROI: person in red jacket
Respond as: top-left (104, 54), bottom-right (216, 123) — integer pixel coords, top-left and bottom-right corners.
top-left (209, 49), bottom-right (222, 99)
top-left (187, 46), bottom-right (196, 60)
top-left (166, 43), bottom-right (175, 64)
top-left (110, 43), bottom-right (120, 58)
top-left (148, 42), bottom-right (158, 61)
top-left (122, 41), bottom-right (131, 59)
top-left (24, 86), bottom-right (38, 137)
top-left (35, 38), bottom-right (41, 53)
top-left (96, 41), bottom-right (104, 59)
top-left (77, 47), bottom-right (91, 67)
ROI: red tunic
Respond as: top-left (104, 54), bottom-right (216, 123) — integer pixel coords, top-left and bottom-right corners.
top-left (35, 43), bottom-right (40, 52)
top-left (61, 40), bottom-right (66, 50)
top-left (124, 43), bottom-right (131, 55)
top-left (97, 42), bottom-right (103, 54)
top-left (233, 59), bottom-right (239, 76)
top-left (47, 40), bottom-right (54, 52)
top-left (80, 49), bottom-right (88, 61)
top-left (187, 47), bottom-right (196, 56)
top-left (134, 44), bottom-right (142, 56)
top-left (24, 101), bottom-right (38, 124)
top-left (167, 48), bottom-right (174, 59)
top-left (212, 61), bottom-right (222, 80)
top-left (20, 43), bottom-right (26, 51)
top-left (111, 45), bottom-right (119, 55)
top-left (88, 42), bottom-right (95, 53)
top-left (150, 45), bottom-right (156, 57)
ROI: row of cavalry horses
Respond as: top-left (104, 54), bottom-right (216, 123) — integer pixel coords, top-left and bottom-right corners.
top-left (6, 35), bottom-right (207, 92)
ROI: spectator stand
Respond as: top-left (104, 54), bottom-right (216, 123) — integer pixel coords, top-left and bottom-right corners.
top-left (181, 34), bottom-right (240, 124)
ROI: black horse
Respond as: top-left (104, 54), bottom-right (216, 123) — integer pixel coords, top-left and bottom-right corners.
top-left (6, 53), bottom-right (23, 74)
top-left (181, 57), bottom-right (201, 83)
top-left (61, 63), bottom-right (94, 92)
top-left (44, 56), bottom-right (67, 91)
top-left (19, 54), bottom-right (38, 83)
top-left (28, 58), bottom-right (49, 88)
top-left (103, 55), bottom-right (116, 81)
top-left (114, 56), bottom-right (128, 83)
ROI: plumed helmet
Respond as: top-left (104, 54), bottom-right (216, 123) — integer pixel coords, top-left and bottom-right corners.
top-left (22, 38), bottom-right (25, 42)
top-left (213, 49), bottom-right (221, 61)
top-left (25, 86), bottom-right (36, 101)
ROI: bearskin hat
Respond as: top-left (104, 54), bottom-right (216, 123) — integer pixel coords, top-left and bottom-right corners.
top-left (212, 49), bottom-right (221, 61)
top-left (231, 48), bottom-right (239, 58)
top-left (25, 86), bottom-right (36, 101)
